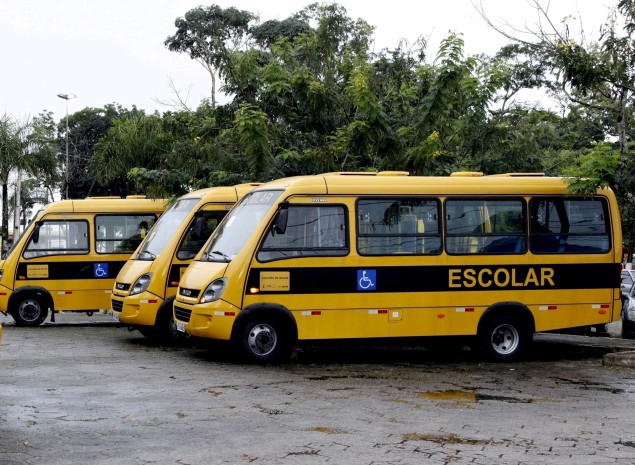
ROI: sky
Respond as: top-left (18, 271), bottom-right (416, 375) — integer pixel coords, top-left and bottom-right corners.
top-left (0, 0), bottom-right (617, 123)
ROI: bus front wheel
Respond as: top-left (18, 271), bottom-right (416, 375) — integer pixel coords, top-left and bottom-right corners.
top-left (155, 300), bottom-right (189, 345)
top-left (237, 317), bottom-right (291, 363)
top-left (11, 294), bottom-right (49, 327)
top-left (478, 314), bottom-right (530, 362)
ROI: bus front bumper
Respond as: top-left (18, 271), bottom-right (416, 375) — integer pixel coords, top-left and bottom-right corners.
top-left (112, 293), bottom-right (164, 327)
top-left (173, 301), bottom-right (237, 341)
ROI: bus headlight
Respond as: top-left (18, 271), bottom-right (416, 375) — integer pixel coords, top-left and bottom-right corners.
top-left (130, 273), bottom-right (152, 296)
top-left (200, 278), bottom-right (227, 303)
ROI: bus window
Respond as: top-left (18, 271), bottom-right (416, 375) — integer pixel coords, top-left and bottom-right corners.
top-left (257, 205), bottom-right (348, 262)
top-left (446, 199), bottom-right (526, 254)
top-left (530, 198), bottom-right (610, 253)
top-left (177, 211), bottom-right (226, 260)
top-left (357, 198), bottom-right (441, 255)
top-left (96, 215), bottom-right (157, 254)
top-left (23, 220), bottom-right (89, 258)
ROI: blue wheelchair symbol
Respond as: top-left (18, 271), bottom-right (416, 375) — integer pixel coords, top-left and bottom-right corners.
top-left (94, 263), bottom-right (109, 278)
top-left (357, 269), bottom-right (376, 291)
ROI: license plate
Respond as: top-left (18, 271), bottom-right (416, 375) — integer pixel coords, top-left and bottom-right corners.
top-left (112, 313), bottom-right (119, 322)
top-left (176, 321), bottom-right (186, 333)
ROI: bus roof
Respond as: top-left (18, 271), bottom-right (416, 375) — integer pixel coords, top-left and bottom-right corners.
top-left (180, 183), bottom-right (262, 202)
top-left (39, 197), bottom-right (168, 215)
top-left (252, 172), bottom-right (610, 197)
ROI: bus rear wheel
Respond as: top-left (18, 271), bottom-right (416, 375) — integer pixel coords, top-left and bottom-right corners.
top-left (478, 314), bottom-right (530, 362)
top-left (11, 294), bottom-right (49, 327)
top-left (238, 317), bottom-right (291, 363)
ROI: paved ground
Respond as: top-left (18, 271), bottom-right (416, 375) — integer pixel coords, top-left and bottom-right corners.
top-left (1, 312), bottom-right (634, 465)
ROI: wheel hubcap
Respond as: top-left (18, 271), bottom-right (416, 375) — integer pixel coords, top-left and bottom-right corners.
top-left (18, 300), bottom-right (41, 322)
top-left (490, 323), bottom-right (519, 355)
top-left (247, 324), bottom-right (276, 356)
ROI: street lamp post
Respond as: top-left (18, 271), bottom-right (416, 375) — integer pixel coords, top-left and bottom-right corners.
top-left (57, 93), bottom-right (76, 199)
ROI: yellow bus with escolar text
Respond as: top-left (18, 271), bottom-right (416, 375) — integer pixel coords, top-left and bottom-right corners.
top-left (172, 172), bottom-right (622, 362)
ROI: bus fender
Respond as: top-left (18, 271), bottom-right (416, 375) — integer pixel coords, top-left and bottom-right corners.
top-left (477, 301), bottom-right (535, 334)
top-left (8, 286), bottom-right (54, 314)
top-left (232, 303), bottom-right (298, 343)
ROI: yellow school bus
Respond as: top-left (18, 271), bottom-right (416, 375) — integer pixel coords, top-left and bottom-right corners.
top-left (111, 184), bottom-right (259, 343)
top-left (172, 172), bottom-right (622, 362)
top-left (0, 196), bottom-right (166, 326)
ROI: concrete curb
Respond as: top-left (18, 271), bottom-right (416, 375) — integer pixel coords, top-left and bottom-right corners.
top-left (603, 350), bottom-right (635, 368)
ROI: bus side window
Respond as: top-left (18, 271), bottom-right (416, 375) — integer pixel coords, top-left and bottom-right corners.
top-left (23, 220), bottom-right (89, 259)
top-left (529, 198), bottom-right (610, 254)
top-left (257, 205), bottom-right (348, 262)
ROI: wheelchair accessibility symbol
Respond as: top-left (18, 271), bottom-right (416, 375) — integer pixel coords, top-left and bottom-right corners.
top-left (357, 269), bottom-right (376, 291)
top-left (94, 263), bottom-right (109, 278)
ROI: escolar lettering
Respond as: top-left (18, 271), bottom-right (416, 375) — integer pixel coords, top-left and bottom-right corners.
top-left (448, 267), bottom-right (555, 289)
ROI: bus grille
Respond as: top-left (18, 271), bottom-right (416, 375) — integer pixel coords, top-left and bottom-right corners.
top-left (111, 299), bottom-right (123, 313)
top-left (179, 287), bottom-right (200, 299)
top-left (114, 282), bottom-right (131, 292)
top-left (174, 306), bottom-right (192, 323)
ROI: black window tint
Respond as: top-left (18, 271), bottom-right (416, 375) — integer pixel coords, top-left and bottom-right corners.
top-left (258, 205), bottom-right (348, 261)
top-left (176, 210), bottom-right (227, 260)
top-left (530, 198), bottom-right (610, 254)
top-left (445, 199), bottom-right (526, 255)
top-left (357, 198), bottom-right (441, 255)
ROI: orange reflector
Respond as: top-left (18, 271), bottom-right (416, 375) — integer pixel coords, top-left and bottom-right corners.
top-left (170, 281), bottom-right (179, 286)
top-left (437, 313), bottom-right (446, 319)
top-left (226, 312), bottom-right (236, 316)
top-left (18, 276), bottom-right (25, 280)
top-left (249, 287), bottom-right (260, 294)
top-left (599, 309), bottom-right (607, 315)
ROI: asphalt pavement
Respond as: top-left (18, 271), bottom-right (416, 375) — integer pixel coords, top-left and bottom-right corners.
top-left (1, 311), bottom-right (634, 465)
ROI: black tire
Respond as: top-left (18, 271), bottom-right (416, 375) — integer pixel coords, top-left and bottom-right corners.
top-left (11, 294), bottom-right (49, 327)
top-left (155, 299), bottom-right (189, 345)
top-left (478, 314), bottom-right (531, 362)
top-left (237, 316), bottom-right (292, 363)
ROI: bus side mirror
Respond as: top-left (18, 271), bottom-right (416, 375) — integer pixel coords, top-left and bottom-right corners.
top-left (33, 221), bottom-right (42, 244)
top-left (192, 216), bottom-right (205, 239)
top-left (273, 204), bottom-right (289, 235)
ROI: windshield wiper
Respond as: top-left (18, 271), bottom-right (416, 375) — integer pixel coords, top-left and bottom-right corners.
top-left (206, 250), bottom-right (231, 262)
top-left (137, 250), bottom-right (157, 260)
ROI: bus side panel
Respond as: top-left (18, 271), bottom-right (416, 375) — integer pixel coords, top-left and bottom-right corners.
top-left (243, 259), bottom-right (618, 340)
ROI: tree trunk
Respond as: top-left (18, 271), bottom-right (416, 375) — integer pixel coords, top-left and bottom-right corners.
top-left (1, 182), bottom-right (8, 249)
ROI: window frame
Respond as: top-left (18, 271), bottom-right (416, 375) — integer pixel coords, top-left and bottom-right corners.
top-left (257, 203), bottom-right (349, 262)
top-left (444, 197), bottom-right (527, 256)
top-left (356, 196), bottom-right (442, 256)
top-left (23, 219), bottom-right (90, 259)
top-left (95, 214), bottom-right (158, 255)
top-left (529, 196), bottom-right (611, 254)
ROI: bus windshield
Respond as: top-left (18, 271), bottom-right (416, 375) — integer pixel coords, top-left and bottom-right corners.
top-left (136, 198), bottom-right (199, 260)
top-left (202, 190), bottom-right (282, 263)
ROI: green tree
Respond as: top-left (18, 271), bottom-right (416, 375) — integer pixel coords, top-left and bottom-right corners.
top-left (165, 5), bottom-right (257, 109)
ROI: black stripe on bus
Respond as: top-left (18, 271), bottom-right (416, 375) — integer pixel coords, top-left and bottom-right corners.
top-left (246, 263), bottom-right (621, 294)
top-left (16, 261), bottom-right (127, 280)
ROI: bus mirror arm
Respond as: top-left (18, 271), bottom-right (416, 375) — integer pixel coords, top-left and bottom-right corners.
top-left (273, 204), bottom-right (289, 236)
